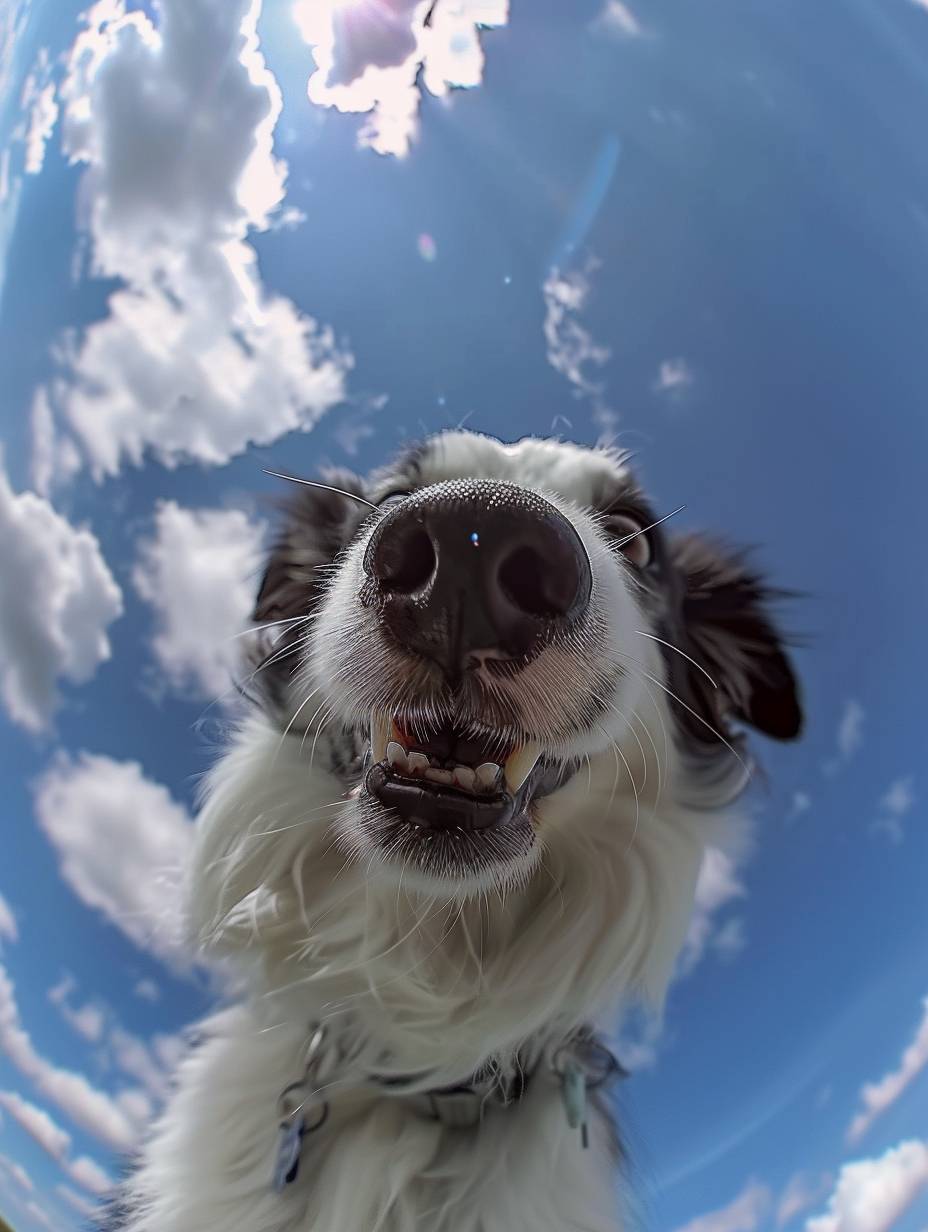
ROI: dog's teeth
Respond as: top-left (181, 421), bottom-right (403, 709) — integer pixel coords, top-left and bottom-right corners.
top-left (452, 766), bottom-right (476, 791)
top-left (386, 742), bottom-right (408, 771)
top-left (370, 712), bottom-right (392, 764)
top-left (424, 767), bottom-right (454, 785)
top-left (504, 743), bottom-right (543, 793)
top-left (475, 762), bottom-right (501, 791)
top-left (407, 751), bottom-right (430, 774)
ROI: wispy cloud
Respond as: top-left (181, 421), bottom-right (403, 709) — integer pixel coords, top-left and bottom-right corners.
top-left (823, 700), bottom-right (864, 776)
top-left (294, 0), bottom-right (508, 159)
top-left (0, 891), bottom-right (17, 946)
top-left (806, 1140), bottom-right (928, 1232)
top-left (57, 1183), bottom-right (101, 1219)
top-left (0, 1151), bottom-right (34, 1194)
top-left (847, 996), bottom-right (928, 1145)
top-left (24, 1200), bottom-right (58, 1232)
top-left (133, 501), bottom-right (265, 703)
top-left (593, 0), bottom-right (646, 39)
top-left (680, 847), bottom-right (747, 975)
top-left (786, 790), bottom-right (812, 823)
top-left (777, 1173), bottom-right (832, 1227)
top-left (23, 75), bottom-right (58, 175)
top-left (673, 1180), bottom-right (772, 1232)
top-left (542, 263), bottom-right (617, 435)
top-left (653, 357), bottom-right (694, 397)
top-left (712, 916), bottom-right (747, 961)
top-left (0, 451), bottom-right (123, 732)
top-left (0, 1089), bottom-right (114, 1196)
top-left (0, 966), bottom-right (137, 1151)
top-left (48, 974), bottom-right (106, 1044)
top-left (133, 979), bottom-right (160, 1004)
top-left (33, 753), bottom-right (193, 966)
top-left (871, 777), bottom-right (916, 845)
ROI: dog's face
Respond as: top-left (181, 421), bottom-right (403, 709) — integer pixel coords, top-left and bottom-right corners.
top-left (252, 431), bottom-right (801, 902)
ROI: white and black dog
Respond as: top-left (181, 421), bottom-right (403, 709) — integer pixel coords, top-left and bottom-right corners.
top-left (108, 431), bottom-right (801, 1231)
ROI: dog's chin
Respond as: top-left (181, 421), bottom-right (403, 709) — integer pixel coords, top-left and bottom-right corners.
top-left (355, 796), bottom-right (541, 899)
top-left (341, 710), bottom-right (570, 898)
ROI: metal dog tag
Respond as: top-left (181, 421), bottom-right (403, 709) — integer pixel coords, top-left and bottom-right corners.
top-left (273, 1111), bottom-right (306, 1192)
top-left (561, 1061), bottom-right (589, 1149)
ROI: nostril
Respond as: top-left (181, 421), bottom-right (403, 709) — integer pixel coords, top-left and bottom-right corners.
top-left (498, 544), bottom-right (579, 619)
top-left (374, 526), bottom-right (436, 595)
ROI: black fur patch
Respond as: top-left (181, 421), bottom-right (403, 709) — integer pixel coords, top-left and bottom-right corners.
top-left (660, 535), bottom-right (803, 746)
top-left (246, 468), bottom-right (372, 717)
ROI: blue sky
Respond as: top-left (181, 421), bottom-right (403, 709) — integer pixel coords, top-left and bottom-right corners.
top-left (0, 0), bottom-right (926, 1229)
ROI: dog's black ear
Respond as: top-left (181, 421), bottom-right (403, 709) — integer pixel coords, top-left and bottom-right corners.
top-left (247, 469), bottom-right (370, 713)
top-left (665, 535), bottom-right (802, 744)
top-left (254, 469), bottom-right (369, 623)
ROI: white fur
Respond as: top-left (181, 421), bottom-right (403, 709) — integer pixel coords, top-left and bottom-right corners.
top-left (118, 434), bottom-right (743, 1231)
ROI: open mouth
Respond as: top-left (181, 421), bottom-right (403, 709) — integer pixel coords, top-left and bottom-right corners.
top-left (364, 713), bottom-right (543, 833)
top-left (355, 712), bottom-right (579, 885)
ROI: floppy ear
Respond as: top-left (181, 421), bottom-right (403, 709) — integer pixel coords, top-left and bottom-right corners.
top-left (247, 469), bottom-right (370, 714)
top-left (665, 535), bottom-right (803, 744)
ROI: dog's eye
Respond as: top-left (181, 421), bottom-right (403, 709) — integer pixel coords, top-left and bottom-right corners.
top-left (378, 489), bottom-right (413, 509)
top-left (607, 514), bottom-right (652, 569)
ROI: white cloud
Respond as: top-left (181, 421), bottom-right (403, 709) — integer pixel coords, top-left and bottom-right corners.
top-left (806, 1140), bottom-right (928, 1232)
top-left (0, 1089), bottom-right (117, 1199)
top-left (712, 916), bottom-right (747, 961)
top-left (108, 1026), bottom-right (178, 1104)
top-left (48, 974), bottom-right (106, 1044)
top-left (0, 967), bottom-right (136, 1150)
top-left (30, 386), bottom-right (81, 498)
top-left (65, 1153), bottom-right (113, 1196)
top-left (0, 1151), bottom-right (34, 1193)
top-left (673, 1180), bottom-right (772, 1232)
top-left (133, 501), bottom-right (265, 701)
top-left (847, 996), bottom-right (928, 1145)
top-left (33, 752), bottom-right (194, 966)
top-left (654, 357), bottom-right (694, 396)
top-left (615, 1008), bottom-right (663, 1072)
top-left (0, 1091), bottom-right (72, 1160)
top-left (45, 0), bottom-right (350, 481)
top-left (680, 847), bottom-right (746, 975)
top-left (787, 791), bottom-right (812, 823)
top-left (24, 82), bottom-right (58, 175)
top-left (778, 1173), bottom-right (832, 1228)
top-left (542, 263), bottom-right (617, 435)
top-left (133, 978), bottom-right (161, 1003)
top-left (25, 1200), bottom-right (57, 1232)
top-left (0, 892), bottom-right (17, 946)
top-left (332, 392), bottom-right (389, 458)
top-left (0, 451), bottom-right (123, 732)
top-left (294, 0), bottom-right (508, 159)
top-left (593, 0), bottom-right (645, 38)
top-left (824, 700), bottom-right (864, 775)
top-left (57, 1183), bottom-right (102, 1218)
top-left (872, 777), bottom-right (916, 845)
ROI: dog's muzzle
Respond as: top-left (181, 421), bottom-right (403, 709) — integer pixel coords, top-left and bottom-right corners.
top-left (359, 480), bottom-right (591, 838)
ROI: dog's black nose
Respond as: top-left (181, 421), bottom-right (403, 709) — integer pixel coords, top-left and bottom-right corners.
top-left (363, 479), bottom-right (592, 679)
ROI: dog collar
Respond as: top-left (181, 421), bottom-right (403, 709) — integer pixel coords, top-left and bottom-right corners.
top-left (272, 1023), bottom-right (624, 1192)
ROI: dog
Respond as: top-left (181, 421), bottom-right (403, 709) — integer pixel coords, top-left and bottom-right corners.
top-left (107, 431), bottom-right (801, 1231)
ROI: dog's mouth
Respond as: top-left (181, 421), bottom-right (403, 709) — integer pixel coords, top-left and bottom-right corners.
top-left (364, 713), bottom-right (543, 831)
top-left (357, 712), bottom-right (572, 882)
